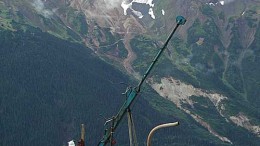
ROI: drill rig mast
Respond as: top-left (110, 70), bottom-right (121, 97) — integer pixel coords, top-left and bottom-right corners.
top-left (97, 16), bottom-right (186, 146)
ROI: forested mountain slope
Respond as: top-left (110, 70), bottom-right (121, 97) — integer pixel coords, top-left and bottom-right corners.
top-left (0, 0), bottom-right (260, 145)
top-left (0, 24), bottom-right (239, 146)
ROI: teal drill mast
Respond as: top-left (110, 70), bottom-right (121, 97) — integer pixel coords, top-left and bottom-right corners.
top-left (97, 16), bottom-right (186, 146)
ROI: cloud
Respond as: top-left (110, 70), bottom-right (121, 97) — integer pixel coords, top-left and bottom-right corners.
top-left (96, 0), bottom-right (122, 10)
top-left (85, 0), bottom-right (123, 19)
top-left (32, 0), bottom-right (53, 18)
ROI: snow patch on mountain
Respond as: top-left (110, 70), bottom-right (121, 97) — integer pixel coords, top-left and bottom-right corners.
top-left (162, 9), bottom-right (165, 15)
top-left (206, 0), bottom-right (237, 6)
top-left (121, 0), bottom-right (156, 19)
top-left (148, 8), bottom-right (155, 19)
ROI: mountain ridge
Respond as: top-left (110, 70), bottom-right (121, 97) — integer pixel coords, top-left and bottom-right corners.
top-left (1, 0), bottom-right (260, 145)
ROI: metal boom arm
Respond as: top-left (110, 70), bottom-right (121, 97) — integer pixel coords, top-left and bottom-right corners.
top-left (97, 16), bottom-right (186, 146)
